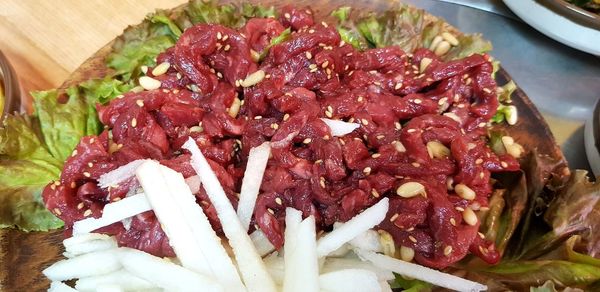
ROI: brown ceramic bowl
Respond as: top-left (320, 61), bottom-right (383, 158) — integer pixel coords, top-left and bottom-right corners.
top-left (0, 50), bottom-right (21, 120)
top-left (542, 0), bottom-right (600, 30)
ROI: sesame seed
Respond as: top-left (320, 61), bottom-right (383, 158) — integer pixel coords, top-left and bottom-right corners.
top-left (131, 118), bottom-right (137, 128)
top-left (267, 208), bottom-right (275, 215)
top-left (323, 135), bottom-right (330, 140)
top-left (309, 64), bottom-right (317, 70)
top-left (283, 114), bottom-right (290, 121)
top-left (395, 83), bottom-right (402, 90)
top-left (315, 159), bottom-right (323, 164)
top-left (357, 96), bottom-right (364, 102)
top-left (319, 177), bottom-right (326, 188)
top-left (254, 116), bottom-right (263, 120)
top-left (346, 52), bottom-right (353, 56)
top-left (455, 206), bottom-right (465, 212)
top-left (483, 88), bottom-right (492, 94)
top-left (83, 209), bottom-right (92, 217)
top-left (275, 197), bottom-right (283, 205)
top-left (450, 218), bottom-right (456, 226)
top-left (83, 172), bottom-right (91, 178)
top-left (478, 122), bottom-right (487, 128)
top-left (413, 99), bottom-right (422, 104)
top-left (376, 135), bottom-right (385, 140)
top-left (344, 65), bottom-right (349, 71)
top-left (412, 162), bottom-right (421, 167)
top-left (70, 182), bottom-right (76, 188)
top-left (217, 31), bottom-right (222, 39)
top-left (371, 189), bottom-right (380, 198)
top-left (321, 61), bottom-right (329, 68)
top-left (54, 181), bottom-right (61, 186)
top-left (501, 161), bottom-right (508, 168)
top-left (224, 44), bottom-right (231, 51)
top-left (444, 245), bottom-right (453, 256)
top-left (308, 29), bottom-right (315, 34)
top-left (372, 153), bottom-right (381, 158)
top-left (361, 119), bottom-right (369, 125)
top-left (87, 162), bottom-right (94, 168)
top-left (136, 100), bottom-right (144, 107)
top-left (478, 232), bottom-right (486, 239)
top-left (407, 129), bottom-right (416, 133)
top-left (54, 208), bottom-right (61, 215)
top-left (390, 213), bottom-right (399, 222)
top-left (222, 35), bottom-right (228, 41)
top-left (284, 12), bottom-right (291, 19)
top-left (305, 51), bottom-right (312, 59)
top-left (271, 123), bottom-right (279, 130)
top-left (303, 138), bottom-right (312, 144)
top-left (475, 158), bottom-right (483, 164)
top-left (395, 122), bottom-right (402, 130)
top-left (71, 149), bottom-right (78, 157)
top-left (217, 72), bottom-right (223, 78)
top-left (409, 236), bottom-right (417, 243)
top-left (77, 202), bottom-right (84, 210)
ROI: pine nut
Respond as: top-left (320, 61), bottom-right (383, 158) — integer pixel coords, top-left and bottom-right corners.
top-left (396, 182), bottom-right (426, 198)
top-left (426, 141), bottom-right (450, 159)
top-left (420, 57), bottom-right (432, 73)
top-left (463, 207), bottom-right (478, 226)
top-left (228, 97), bottom-right (241, 118)
top-left (139, 76), bottom-right (161, 90)
top-left (434, 41), bottom-right (451, 56)
top-left (429, 35), bottom-right (443, 51)
top-left (400, 246), bottom-right (415, 262)
top-left (240, 70), bottom-right (265, 87)
top-left (151, 62), bottom-right (170, 76)
top-left (455, 183), bottom-right (476, 200)
top-left (378, 230), bottom-right (396, 257)
top-left (441, 32), bottom-right (459, 46)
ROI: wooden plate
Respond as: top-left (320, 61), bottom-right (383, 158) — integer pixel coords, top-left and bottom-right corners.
top-left (0, 1), bottom-right (567, 290)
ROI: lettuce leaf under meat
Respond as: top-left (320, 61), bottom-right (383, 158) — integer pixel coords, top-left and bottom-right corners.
top-left (0, 77), bottom-right (132, 231)
top-left (0, 114), bottom-right (63, 231)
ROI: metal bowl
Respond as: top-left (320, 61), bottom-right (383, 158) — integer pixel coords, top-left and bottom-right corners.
top-left (542, 0), bottom-right (600, 30)
top-left (0, 50), bottom-right (21, 121)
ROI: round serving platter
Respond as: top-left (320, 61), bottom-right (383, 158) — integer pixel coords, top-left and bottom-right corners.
top-left (0, 0), bottom-right (568, 290)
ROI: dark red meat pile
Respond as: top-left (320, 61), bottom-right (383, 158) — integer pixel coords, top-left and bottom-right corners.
top-left (43, 6), bottom-right (519, 269)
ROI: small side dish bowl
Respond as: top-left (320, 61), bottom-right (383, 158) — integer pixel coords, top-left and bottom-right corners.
top-left (0, 50), bottom-right (21, 121)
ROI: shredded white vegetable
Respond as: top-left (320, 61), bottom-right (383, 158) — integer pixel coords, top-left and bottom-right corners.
top-left (160, 165), bottom-right (246, 292)
top-left (72, 193), bottom-right (151, 235)
top-left (183, 137), bottom-right (277, 292)
top-left (136, 161), bottom-right (212, 276)
top-left (317, 198), bottom-right (389, 257)
top-left (355, 249), bottom-right (488, 292)
top-left (318, 269), bottom-right (381, 292)
top-left (97, 159), bottom-right (150, 189)
top-left (237, 142), bottom-right (271, 231)
top-left (283, 213), bottom-right (319, 292)
top-left (320, 118), bottom-right (360, 137)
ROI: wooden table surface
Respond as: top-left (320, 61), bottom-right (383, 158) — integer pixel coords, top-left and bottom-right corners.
top-left (0, 0), bottom-right (187, 111)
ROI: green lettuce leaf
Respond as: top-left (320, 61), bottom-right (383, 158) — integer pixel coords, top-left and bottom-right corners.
top-left (184, 0), bottom-right (244, 28)
top-left (241, 3), bottom-right (277, 19)
top-left (389, 273), bottom-right (432, 292)
top-left (443, 34), bottom-right (492, 60)
top-left (476, 260), bottom-right (600, 289)
top-left (0, 114), bottom-right (63, 231)
top-left (331, 6), bottom-right (351, 23)
top-left (32, 89), bottom-right (92, 162)
top-left (149, 11), bottom-right (183, 38)
top-left (0, 185), bottom-right (63, 231)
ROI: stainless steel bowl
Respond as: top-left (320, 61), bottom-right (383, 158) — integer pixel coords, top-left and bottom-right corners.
top-left (0, 50), bottom-right (21, 121)
top-left (585, 99), bottom-right (600, 176)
